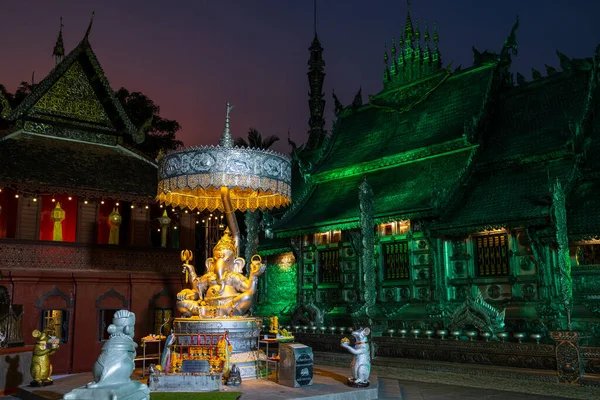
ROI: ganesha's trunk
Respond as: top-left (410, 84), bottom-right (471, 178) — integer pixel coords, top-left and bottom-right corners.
top-left (220, 187), bottom-right (240, 253)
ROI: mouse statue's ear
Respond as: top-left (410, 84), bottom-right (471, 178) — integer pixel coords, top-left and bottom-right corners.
top-left (363, 327), bottom-right (371, 336)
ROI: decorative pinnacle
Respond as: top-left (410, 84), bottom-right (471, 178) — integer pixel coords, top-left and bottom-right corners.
top-left (219, 103), bottom-right (235, 148)
top-left (53, 17), bottom-right (65, 63)
top-left (384, 44), bottom-right (389, 65)
top-left (404, 0), bottom-right (414, 40)
top-left (415, 19), bottom-right (420, 40)
top-left (391, 36), bottom-right (397, 54)
top-left (84, 11), bottom-right (95, 42)
top-left (399, 28), bottom-right (404, 47)
top-left (424, 21), bottom-right (430, 42)
top-left (433, 21), bottom-right (439, 44)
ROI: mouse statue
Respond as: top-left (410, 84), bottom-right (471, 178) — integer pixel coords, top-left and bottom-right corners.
top-left (29, 329), bottom-right (60, 386)
top-left (63, 310), bottom-right (149, 400)
top-left (340, 327), bottom-right (371, 388)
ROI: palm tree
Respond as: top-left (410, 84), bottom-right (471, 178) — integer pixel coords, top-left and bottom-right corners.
top-left (234, 128), bottom-right (281, 271)
top-left (234, 128), bottom-right (280, 150)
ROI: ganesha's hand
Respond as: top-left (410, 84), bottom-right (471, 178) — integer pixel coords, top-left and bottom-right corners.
top-left (182, 263), bottom-right (196, 275)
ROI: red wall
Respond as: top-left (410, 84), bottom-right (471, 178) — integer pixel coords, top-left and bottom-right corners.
top-left (1, 270), bottom-right (182, 374)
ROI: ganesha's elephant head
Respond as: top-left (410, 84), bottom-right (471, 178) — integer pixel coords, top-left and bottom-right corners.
top-left (206, 248), bottom-right (246, 283)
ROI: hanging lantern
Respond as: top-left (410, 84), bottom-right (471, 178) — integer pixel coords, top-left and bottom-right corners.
top-left (107, 207), bottom-right (122, 245)
top-left (51, 202), bottom-right (66, 241)
top-left (158, 210), bottom-right (172, 248)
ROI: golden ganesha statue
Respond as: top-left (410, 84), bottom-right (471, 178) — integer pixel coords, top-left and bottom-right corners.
top-left (177, 228), bottom-right (266, 318)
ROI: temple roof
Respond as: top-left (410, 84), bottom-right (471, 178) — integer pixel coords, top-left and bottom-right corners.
top-left (313, 64), bottom-right (495, 176)
top-left (0, 132), bottom-right (157, 201)
top-left (276, 148), bottom-right (475, 237)
top-left (6, 39), bottom-right (142, 144)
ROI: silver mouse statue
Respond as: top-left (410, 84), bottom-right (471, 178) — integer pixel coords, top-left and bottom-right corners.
top-left (340, 327), bottom-right (371, 388)
top-left (63, 310), bottom-right (149, 400)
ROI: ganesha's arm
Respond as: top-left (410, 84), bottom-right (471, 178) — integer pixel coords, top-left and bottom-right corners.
top-left (195, 275), bottom-right (210, 300)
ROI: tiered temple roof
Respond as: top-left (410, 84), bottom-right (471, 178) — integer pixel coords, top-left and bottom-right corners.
top-left (0, 19), bottom-right (157, 201)
top-left (274, 7), bottom-right (600, 239)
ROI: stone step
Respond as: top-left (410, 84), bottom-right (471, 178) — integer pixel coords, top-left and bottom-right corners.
top-left (377, 377), bottom-right (402, 399)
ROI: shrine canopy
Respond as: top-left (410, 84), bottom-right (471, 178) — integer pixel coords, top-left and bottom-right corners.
top-left (156, 104), bottom-right (292, 212)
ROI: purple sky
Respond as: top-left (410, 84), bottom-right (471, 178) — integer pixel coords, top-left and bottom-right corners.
top-left (0, 0), bottom-right (598, 154)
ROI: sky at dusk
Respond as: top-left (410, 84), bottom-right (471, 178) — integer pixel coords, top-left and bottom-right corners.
top-left (1, 0), bottom-right (599, 154)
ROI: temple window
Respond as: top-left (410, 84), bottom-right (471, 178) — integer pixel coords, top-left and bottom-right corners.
top-left (153, 307), bottom-right (173, 335)
top-left (98, 308), bottom-right (121, 341)
top-left (576, 243), bottom-right (600, 265)
top-left (41, 309), bottom-right (69, 343)
top-left (474, 233), bottom-right (509, 276)
top-left (314, 230), bottom-right (342, 245)
top-left (383, 242), bottom-right (410, 279)
top-left (318, 248), bottom-right (341, 283)
top-left (378, 220), bottom-right (410, 237)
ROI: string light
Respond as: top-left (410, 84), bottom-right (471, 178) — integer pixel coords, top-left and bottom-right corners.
top-left (101, 200), bottom-right (105, 204)
top-left (32, 198), bottom-right (37, 202)
top-left (160, 204), bottom-right (163, 208)
top-left (68, 196), bottom-right (72, 201)
top-left (157, 228), bottom-right (161, 232)
top-left (196, 220), bottom-right (199, 224)
top-left (174, 226), bottom-right (178, 230)
top-left (184, 210), bottom-right (188, 213)
top-left (52, 198), bottom-right (56, 202)
top-left (116, 202), bottom-right (120, 206)
top-left (0, 188), bottom-right (2, 192)
top-left (14, 194), bottom-right (19, 198)
top-left (145, 205), bottom-right (149, 209)
top-left (202, 220), bottom-right (205, 223)
top-left (197, 211), bottom-right (200, 215)
top-left (84, 200), bottom-right (88, 204)
top-left (171, 208), bottom-right (175, 212)
top-left (130, 205), bottom-right (135, 209)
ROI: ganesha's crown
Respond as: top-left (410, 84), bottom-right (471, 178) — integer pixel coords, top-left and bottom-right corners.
top-left (213, 227), bottom-right (238, 258)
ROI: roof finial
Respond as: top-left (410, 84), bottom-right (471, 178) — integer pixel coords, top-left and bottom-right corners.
top-left (84, 11), bottom-right (95, 42)
top-left (404, 0), bottom-right (414, 41)
top-left (53, 17), bottom-right (65, 65)
top-left (219, 103), bottom-right (235, 148)
top-left (313, 0), bottom-right (318, 37)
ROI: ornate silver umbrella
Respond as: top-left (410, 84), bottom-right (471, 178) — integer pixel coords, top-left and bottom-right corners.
top-left (156, 103), bottom-right (291, 249)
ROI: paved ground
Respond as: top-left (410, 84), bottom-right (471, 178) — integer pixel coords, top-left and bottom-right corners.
top-left (3, 369), bottom-right (588, 400)
top-left (389, 379), bottom-right (568, 400)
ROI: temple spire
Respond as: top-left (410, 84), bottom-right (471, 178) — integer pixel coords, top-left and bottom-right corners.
top-left (52, 17), bottom-right (65, 65)
top-left (219, 103), bottom-right (235, 148)
top-left (306, 0), bottom-right (326, 151)
top-left (404, 0), bottom-right (414, 43)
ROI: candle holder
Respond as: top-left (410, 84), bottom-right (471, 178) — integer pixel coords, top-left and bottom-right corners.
top-left (338, 327), bottom-right (346, 334)
top-left (386, 328), bottom-right (396, 337)
top-left (410, 329), bottom-right (421, 339)
top-left (399, 329), bottom-right (408, 338)
top-left (450, 330), bottom-right (461, 340)
top-left (329, 326), bottom-right (337, 334)
top-left (311, 326), bottom-right (318, 334)
top-left (480, 332), bottom-right (492, 342)
top-left (497, 332), bottom-right (509, 342)
top-left (436, 329), bottom-right (448, 340)
top-left (530, 333), bottom-right (542, 344)
top-left (319, 326), bottom-right (326, 334)
top-left (513, 332), bottom-right (526, 344)
top-left (466, 331), bottom-right (478, 341)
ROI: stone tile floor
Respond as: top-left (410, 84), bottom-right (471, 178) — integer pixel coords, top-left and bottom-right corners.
top-left (390, 379), bottom-right (568, 400)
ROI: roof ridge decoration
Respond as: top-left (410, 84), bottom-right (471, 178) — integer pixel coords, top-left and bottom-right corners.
top-left (7, 22), bottom-right (141, 144)
top-left (383, 1), bottom-right (442, 90)
top-left (272, 181), bottom-right (317, 235)
top-left (0, 91), bottom-right (11, 118)
top-left (567, 47), bottom-right (598, 158)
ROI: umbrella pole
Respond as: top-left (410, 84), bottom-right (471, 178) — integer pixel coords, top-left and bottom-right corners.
top-left (220, 186), bottom-right (241, 253)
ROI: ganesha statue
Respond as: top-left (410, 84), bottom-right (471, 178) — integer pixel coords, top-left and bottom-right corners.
top-left (177, 227), bottom-right (266, 318)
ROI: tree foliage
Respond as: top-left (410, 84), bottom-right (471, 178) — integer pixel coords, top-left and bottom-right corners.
top-left (234, 128), bottom-right (280, 150)
top-left (115, 88), bottom-right (183, 158)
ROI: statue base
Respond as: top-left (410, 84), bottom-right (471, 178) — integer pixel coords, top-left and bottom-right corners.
top-left (347, 378), bottom-right (370, 388)
top-left (29, 380), bottom-right (53, 387)
top-left (172, 317), bottom-right (263, 379)
top-left (148, 373), bottom-right (222, 392)
top-left (63, 381), bottom-right (149, 400)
